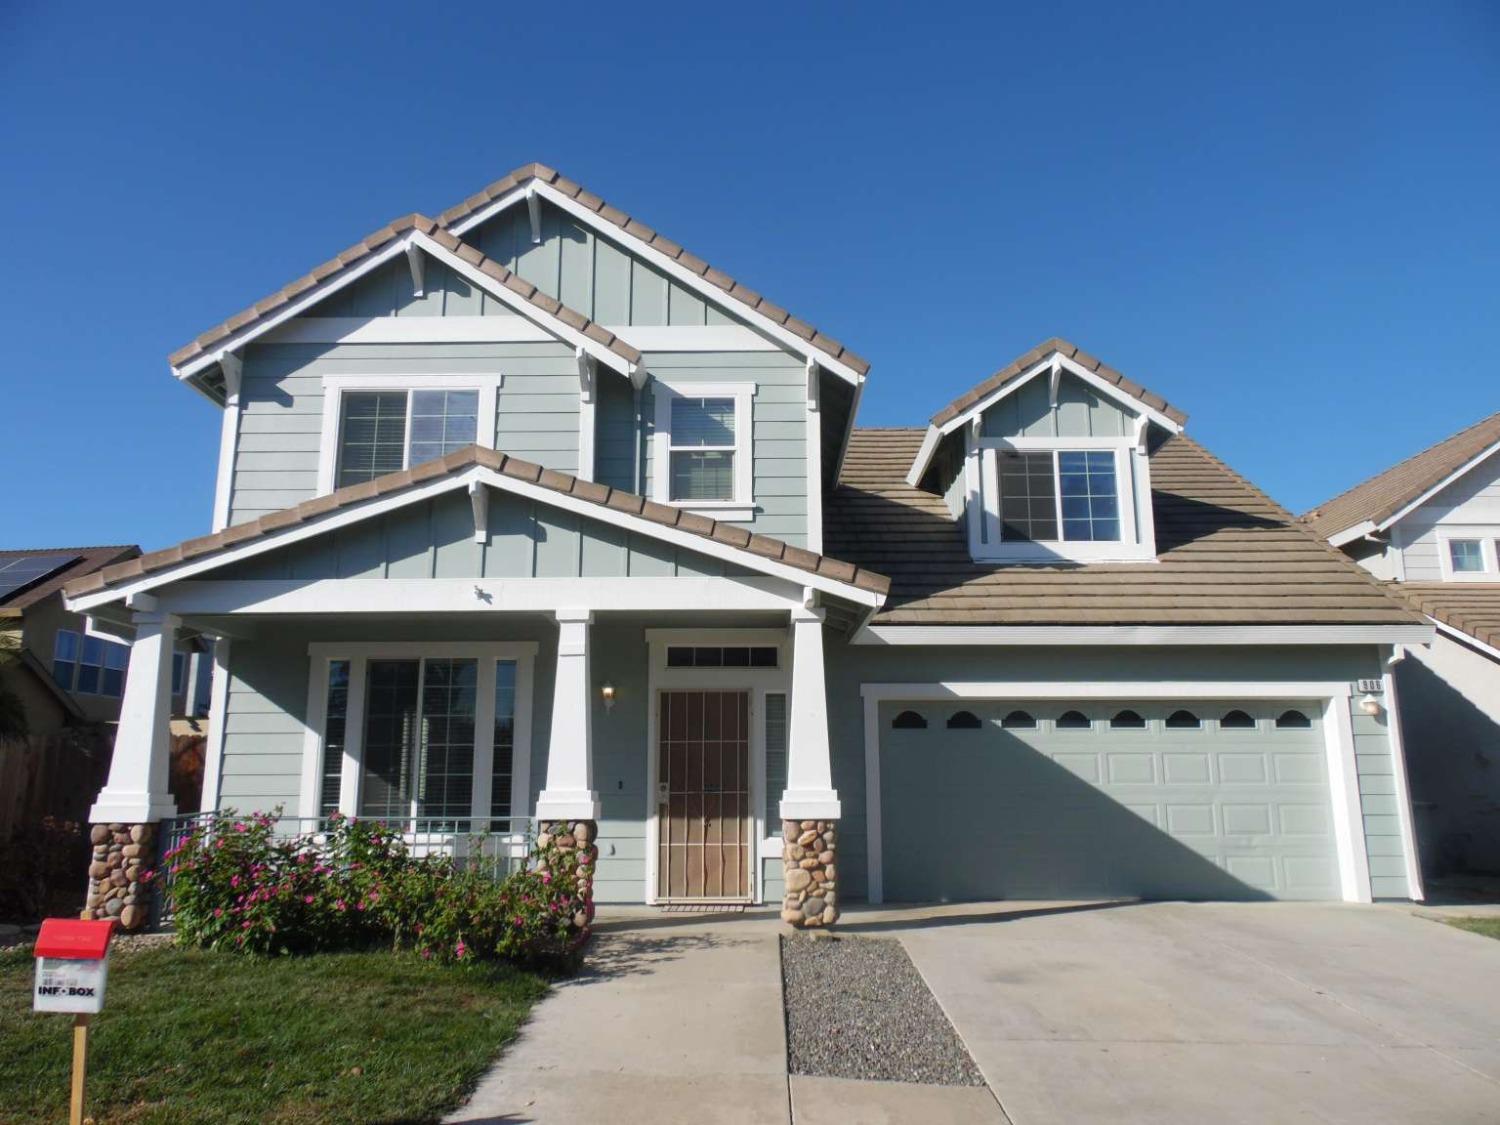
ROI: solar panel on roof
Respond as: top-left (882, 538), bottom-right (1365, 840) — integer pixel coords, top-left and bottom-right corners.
top-left (0, 553), bottom-right (82, 603)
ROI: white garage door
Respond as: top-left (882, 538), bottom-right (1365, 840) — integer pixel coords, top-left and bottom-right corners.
top-left (880, 699), bottom-right (1342, 902)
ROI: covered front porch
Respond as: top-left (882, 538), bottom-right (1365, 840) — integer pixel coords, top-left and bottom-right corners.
top-left (64, 454), bottom-right (885, 928)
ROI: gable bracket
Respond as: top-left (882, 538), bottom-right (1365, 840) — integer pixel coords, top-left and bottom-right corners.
top-left (526, 187), bottom-right (543, 245)
top-left (805, 358), bottom-right (820, 412)
top-left (468, 480), bottom-right (489, 544)
top-left (1048, 357), bottom-right (1062, 408)
top-left (405, 245), bottom-right (426, 297)
top-left (576, 347), bottom-right (596, 404)
top-left (1133, 412), bottom-right (1150, 454)
top-left (218, 350), bottom-right (244, 399)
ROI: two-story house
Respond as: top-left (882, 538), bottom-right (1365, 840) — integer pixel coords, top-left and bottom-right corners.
top-left (65, 163), bottom-right (1432, 930)
top-left (1304, 413), bottom-right (1500, 879)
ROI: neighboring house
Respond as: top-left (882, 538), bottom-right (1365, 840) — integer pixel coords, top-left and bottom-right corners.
top-left (0, 547), bottom-right (213, 738)
top-left (64, 163), bottom-right (1432, 932)
top-left (1304, 412), bottom-right (1500, 878)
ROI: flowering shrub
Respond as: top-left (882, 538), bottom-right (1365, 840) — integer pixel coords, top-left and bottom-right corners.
top-left (157, 810), bottom-right (589, 968)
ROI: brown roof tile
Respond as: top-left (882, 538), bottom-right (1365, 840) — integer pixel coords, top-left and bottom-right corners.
top-left (826, 428), bottom-right (1420, 627)
top-left (169, 213), bottom-right (640, 383)
top-left (1301, 411), bottom-right (1500, 539)
top-left (63, 448), bottom-right (888, 603)
top-left (928, 337), bottom-right (1190, 430)
top-left (1388, 582), bottom-right (1500, 653)
top-left (437, 163), bottom-right (871, 377)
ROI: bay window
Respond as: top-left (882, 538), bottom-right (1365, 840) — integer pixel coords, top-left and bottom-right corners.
top-left (317, 376), bottom-right (500, 493)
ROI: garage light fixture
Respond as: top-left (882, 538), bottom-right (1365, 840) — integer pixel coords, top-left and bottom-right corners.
top-left (1358, 692), bottom-right (1382, 717)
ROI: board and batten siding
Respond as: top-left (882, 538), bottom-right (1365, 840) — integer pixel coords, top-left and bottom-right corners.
top-left (217, 488), bottom-right (757, 583)
top-left (1392, 453), bottom-right (1500, 580)
top-left (980, 371), bottom-right (1136, 439)
top-left (231, 341), bottom-right (581, 525)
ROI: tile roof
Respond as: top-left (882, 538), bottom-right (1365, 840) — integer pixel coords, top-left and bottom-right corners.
top-left (826, 428), bottom-right (1422, 627)
top-left (0, 546), bottom-right (139, 612)
top-left (168, 215), bottom-right (641, 375)
top-left (928, 337), bottom-right (1189, 429)
top-left (436, 162), bottom-right (870, 377)
top-left (64, 448), bottom-right (888, 602)
top-left (1389, 582), bottom-right (1500, 654)
top-left (1301, 411), bottom-right (1500, 540)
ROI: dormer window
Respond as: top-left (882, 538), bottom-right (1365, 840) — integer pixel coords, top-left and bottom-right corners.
top-left (907, 348), bottom-right (1184, 565)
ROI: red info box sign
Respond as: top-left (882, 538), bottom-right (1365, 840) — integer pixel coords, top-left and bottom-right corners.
top-left (34, 919), bottom-right (115, 1015)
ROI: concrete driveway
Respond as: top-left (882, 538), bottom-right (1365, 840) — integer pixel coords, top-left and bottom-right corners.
top-left (876, 902), bottom-right (1500, 1124)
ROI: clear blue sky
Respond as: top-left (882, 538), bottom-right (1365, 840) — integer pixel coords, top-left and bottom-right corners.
top-left (2, 2), bottom-right (1496, 550)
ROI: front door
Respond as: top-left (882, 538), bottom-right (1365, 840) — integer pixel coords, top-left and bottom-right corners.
top-left (657, 690), bottom-right (751, 901)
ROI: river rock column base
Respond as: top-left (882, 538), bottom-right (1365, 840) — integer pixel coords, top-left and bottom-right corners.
top-left (780, 819), bottom-right (838, 928)
top-left (536, 819), bottom-right (598, 934)
top-left (84, 823), bottom-right (158, 932)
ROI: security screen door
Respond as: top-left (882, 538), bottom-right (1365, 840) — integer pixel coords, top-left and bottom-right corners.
top-left (657, 690), bottom-right (751, 900)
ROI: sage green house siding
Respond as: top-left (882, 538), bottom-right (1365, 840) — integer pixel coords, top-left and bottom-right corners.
top-left (980, 371), bottom-right (1136, 438)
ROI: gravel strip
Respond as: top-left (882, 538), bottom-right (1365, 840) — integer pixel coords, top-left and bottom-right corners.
top-left (781, 934), bottom-right (984, 1086)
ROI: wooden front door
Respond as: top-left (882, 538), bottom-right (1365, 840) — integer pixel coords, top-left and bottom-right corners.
top-left (657, 690), bottom-right (751, 901)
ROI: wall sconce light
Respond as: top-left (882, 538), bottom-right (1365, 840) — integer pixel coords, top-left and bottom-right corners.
top-left (1358, 693), bottom-right (1382, 717)
top-left (601, 682), bottom-right (617, 712)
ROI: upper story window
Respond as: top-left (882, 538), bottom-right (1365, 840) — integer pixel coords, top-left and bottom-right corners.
top-left (999, 449), bottom-right (1120, 543)
top-left (317, 376), bottom-right (500, 494)
top-left (652, 382), bottom-right (754, 518)
top-left (1438, 532), bottom-right (1500, 581)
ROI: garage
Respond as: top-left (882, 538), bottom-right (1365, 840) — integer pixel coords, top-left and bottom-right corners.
top-left (877, 698), bottom-right (1343, 902)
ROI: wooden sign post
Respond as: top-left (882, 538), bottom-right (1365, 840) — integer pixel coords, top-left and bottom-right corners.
top-left (33, 918), bottom-right (115, 1125)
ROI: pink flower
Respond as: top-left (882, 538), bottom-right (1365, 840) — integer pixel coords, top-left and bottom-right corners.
top-left (455, 941), bottom-right (467, 959)
top-left (242, 920), bottom-right (252, 930)
top-left (304, 895), bottom-right (315, 904)
top-left (231, 875), bottom-right (241, 888)
top-left (214, 908), bottom-right (223, 918)
top-left (541, 872), bottom-right (552, 885)
top-left (421, 948), bottom-right (432, 960)
top-left (234, 822), bottom-right (248, 833)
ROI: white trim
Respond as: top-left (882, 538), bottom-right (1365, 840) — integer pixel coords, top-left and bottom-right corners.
top-left (454, 181), bottom-right (866, 387)
top-left (1435, 528), bottom-right (1500, 581)
top-left (299, 642), bottom-right (537, 821)
top-left (65, 463), bottom-right (885, 614)
top-left (1382, 664), bottom-right (1425, 901)
top-left (643, 628), bottom-right (789, 905)
top-left (906, 351), bottom-right (1184, 484)
top-left (1376, 439), bottom-right (1500, 537)
top-left (156, 577), bottom-right (805, 617)
top-left (805, 360), bottom-right (823, 554)
top-left (260, 317), bottom-right (777, 352)
top-left (852, 624), bottom-right (1437, 646)
top-left (1327, 520), bottom-right (1377, 550)
top-left (576, 349), bottom-right (597, 482)
top-left (199, 638), bottom-right (232, 814)
top-left (1431, 618), bottom-right (1500, 663)
top-left (211, 355), bottom-right (243, 532)
top-left (650, 380), bottom-right (756, 514)
top-left (858, 680), bottom-right (1372, 905)
top-left (171, 230), bottom-right (640, 386)
top-left (314, 374), bottom-right (502, 494)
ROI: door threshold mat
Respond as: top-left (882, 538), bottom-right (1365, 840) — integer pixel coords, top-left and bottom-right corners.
top-left (660, 903), bottom-right (748, 914)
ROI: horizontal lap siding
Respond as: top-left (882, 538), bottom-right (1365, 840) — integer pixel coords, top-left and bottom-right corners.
top-left (1394, 455), bottom-right (1500, 579)
top-left (217, 642), bottom-right (310, 813)
top-left (1352, 704), bottom-right (1411, 897)
top-left (229, 341), bottom-right (578, 526)
top-left (643, 352), bottom-right (809, 546)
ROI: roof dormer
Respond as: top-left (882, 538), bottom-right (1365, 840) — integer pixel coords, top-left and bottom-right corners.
top-left (908, 339), bottom-right (1187, 564)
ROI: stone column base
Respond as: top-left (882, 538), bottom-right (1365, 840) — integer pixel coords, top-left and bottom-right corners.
top-left (536, 819), bottom-right (598, 932)
top-left (84, 823), bottom-right (157, 931)
top-left (781, 818), bottom-right (838, 928)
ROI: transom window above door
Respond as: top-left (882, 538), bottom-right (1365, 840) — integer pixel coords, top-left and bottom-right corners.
top-left (317, 376), bottom-right (500, 493)
top-left (651, 382), bottom-right (754, 517)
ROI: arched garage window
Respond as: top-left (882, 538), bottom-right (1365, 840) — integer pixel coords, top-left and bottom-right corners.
top-left (1275, 709), bottom-right (1312, 729)
top-left (1002, 710), bottom-right (1036, 729)
top-left (891, 710), bottom-right (927, 730)
top-left (945, 710), bottom-right (982, 729)
top-left (1056, 710), bottom-right (1091, 729)
top-left (1220, 709), bottom-right (1256, 729)
top-left (1110, 709), bottom-right (1147, 729)
top-left (1165, 709), bottom-right (1201, 729)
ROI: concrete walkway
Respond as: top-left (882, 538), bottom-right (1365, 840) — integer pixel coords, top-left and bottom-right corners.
top-left (449, 901), bottom-right (1500, 1124)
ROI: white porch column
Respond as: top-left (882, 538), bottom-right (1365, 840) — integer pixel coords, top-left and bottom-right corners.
top-left (88, 610), bottom-right (180, 824)
top-left (534, 608), bottom-right (602, 820)
top-left (779, 604), bottom-right (841, 819)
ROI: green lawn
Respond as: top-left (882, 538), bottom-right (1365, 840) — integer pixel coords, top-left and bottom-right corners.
top-left (0, 942), bottom-right (546, 1124)
top-left (1447, 916), bottom-right (1500, 942)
